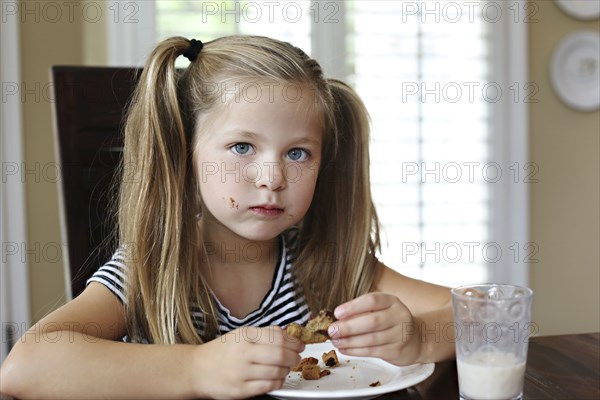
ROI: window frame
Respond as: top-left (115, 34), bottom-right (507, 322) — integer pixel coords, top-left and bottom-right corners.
top-left (107, 1), bottom-right (157, 66)
top-left (487, 0), bottom-right (530, 286)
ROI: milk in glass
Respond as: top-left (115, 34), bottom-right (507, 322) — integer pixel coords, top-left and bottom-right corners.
top-left (457, 349), bottom-right (526, 400)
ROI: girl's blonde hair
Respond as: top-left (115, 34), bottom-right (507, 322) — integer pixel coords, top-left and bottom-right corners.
top-left (119, 35), bottom-right (380, 344)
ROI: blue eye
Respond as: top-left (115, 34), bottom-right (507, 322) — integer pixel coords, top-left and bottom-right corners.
top-left (287, 148), bottom-right (308, 161)
top-left (231, 143), bottom-right (254, 155)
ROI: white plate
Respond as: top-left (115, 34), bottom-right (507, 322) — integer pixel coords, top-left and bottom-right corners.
top-left (555, 0), bottom-right (600, 20)
top-left (550, 30), bottom-right (600, 111)
top-left (268, 342), bottom-right (435, 400)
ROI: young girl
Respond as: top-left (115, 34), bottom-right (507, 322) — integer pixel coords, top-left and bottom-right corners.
top-left (1, 35), bottom-right (454, 399)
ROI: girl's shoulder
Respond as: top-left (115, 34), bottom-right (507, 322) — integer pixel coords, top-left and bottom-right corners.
top-left (86, 248), bottom-right (129, 303)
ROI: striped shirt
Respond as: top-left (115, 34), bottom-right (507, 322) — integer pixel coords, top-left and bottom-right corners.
top-left (87, 232), bottom-right (311, 338)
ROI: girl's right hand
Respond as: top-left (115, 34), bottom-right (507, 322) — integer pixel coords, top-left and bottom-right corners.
top-left (191, 326), bottom-right (304, 399)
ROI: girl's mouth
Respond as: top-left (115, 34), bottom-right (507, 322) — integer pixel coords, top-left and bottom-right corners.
top-left (250, 206), bottom-right (284, 217)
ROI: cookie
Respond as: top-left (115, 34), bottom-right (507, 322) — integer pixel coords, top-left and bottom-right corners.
top-left (286, 309), bottom-right (335, 344)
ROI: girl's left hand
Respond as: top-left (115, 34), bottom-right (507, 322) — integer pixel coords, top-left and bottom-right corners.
top-left (327, 292), bottom-right (423, 366)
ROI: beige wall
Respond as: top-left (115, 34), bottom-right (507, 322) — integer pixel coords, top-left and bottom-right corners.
top-left (18, 0), bottom-right (107, 322)
top-left (18, 1), bottom-right (600, 336)
top-left (529, 1), bottom-right (600, 335)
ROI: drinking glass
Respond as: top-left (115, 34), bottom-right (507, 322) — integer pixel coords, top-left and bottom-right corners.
top-left (452, 284), bottom-right (534, 400)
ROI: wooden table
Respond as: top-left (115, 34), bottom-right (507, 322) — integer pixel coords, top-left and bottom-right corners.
top-left (260, 332), bottom-right (600, 399)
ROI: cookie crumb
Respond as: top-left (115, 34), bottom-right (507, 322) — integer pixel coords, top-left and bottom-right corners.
top-left (291, 357), bottom-right (318, 372)
top-left (369, 381), bottom-right (381, 387)
top-left (322, 350), bottom-right (339, 367)
top-left (301, 365), bottom-right (321, 380)
top-left (229, 197), bottom-right (240, 208)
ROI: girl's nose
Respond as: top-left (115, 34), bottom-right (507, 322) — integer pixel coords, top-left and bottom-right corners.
top-left (254, 161), bottom-right (286, 191)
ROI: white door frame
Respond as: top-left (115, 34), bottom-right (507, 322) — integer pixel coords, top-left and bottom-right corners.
top-left (1, 1), bottom-right (31, 363)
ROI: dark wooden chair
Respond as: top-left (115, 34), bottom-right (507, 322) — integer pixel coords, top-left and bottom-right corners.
top-left (51, 66), bottom-right (140, 299)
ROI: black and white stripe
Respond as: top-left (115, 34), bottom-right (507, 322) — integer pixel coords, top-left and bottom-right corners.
top-left (87, 232), bottom-right (311, 337)
top-left (87, 249), bottom-right (127, 304)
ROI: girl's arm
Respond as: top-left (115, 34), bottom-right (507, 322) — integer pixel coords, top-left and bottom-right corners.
top-left (328, 262), bottom-right (455, 366)
top-left (0, 283), bottom-right (303, 399)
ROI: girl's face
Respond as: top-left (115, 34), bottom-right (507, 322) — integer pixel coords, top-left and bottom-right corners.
top-left (194, 83), bottom-right (323, 242)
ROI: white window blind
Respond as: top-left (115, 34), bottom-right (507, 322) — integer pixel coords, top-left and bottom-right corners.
top-left (346, 1), bottom-right (490, 286)
top-left (150, 0), bottom-right (528, 288)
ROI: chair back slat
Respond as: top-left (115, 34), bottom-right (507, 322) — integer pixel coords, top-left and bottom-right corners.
top-left (52, 66), bottom-right (140, 298)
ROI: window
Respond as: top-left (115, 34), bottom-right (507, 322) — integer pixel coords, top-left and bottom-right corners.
top-left (346, 1), bottom-right (491, 286)
top-left (156, 0), bottom-right (311, 69)
top-left (156, 0), bottom-right (311, 50)
top-left (117, 0), bottom-right (528, 288)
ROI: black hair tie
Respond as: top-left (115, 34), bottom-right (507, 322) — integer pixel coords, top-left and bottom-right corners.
top-left (183, 39), bottom-right (203, 62)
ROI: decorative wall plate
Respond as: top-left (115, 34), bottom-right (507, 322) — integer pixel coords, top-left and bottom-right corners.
top-left (550, 30), bottom-right (600, 111)
top-left (555, 0), bottom-right (600, 20)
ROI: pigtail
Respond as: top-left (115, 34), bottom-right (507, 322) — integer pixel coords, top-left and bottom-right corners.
top-left (296, 79), bottom-right (381, 311)
top-left (119, 37), bottom-right (212, 344)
